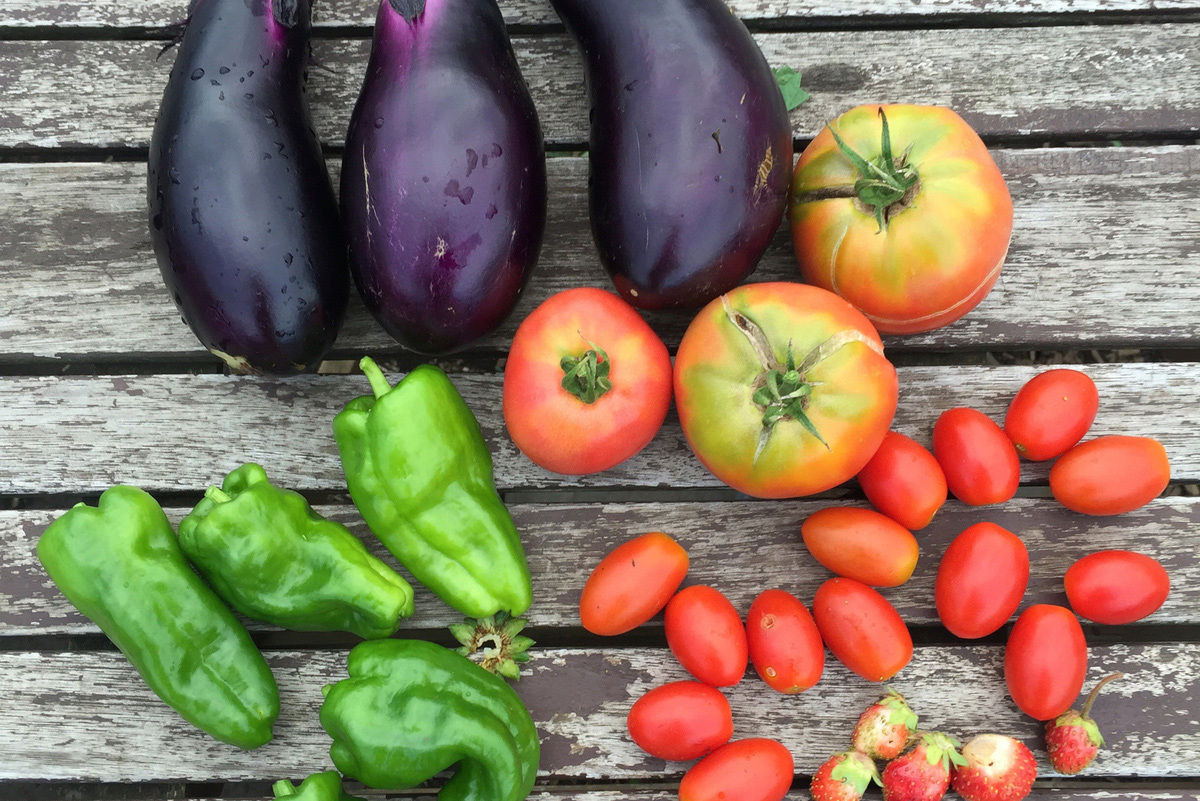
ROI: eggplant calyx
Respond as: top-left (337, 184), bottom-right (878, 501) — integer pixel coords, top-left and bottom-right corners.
top-left (828, 107), bottom-right (920, 233)
top-left (272, 0), bottom-right (301, 28)
top-left (388, 0), bottom-right (427, 21)
top-left (450, 612), bottom-right (535, 681)
top-left (560, 337), bottom-right (613, 405)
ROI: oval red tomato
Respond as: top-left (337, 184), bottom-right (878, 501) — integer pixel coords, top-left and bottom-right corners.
top-left (935, 522), bottom-right (1029, 639)
top-left (932, 408), bottom-right (1020, 506)
top-left (627, 681), bottom-right (733, 761)
top-left (665, 586), bottom-right (748, 687)
top-left (679, 738), bottom-right (794, 801)
top-left (504, 287), bottom-right (672, 475)
top-left (1050, 436), bottom-right (1170, 516)
top-left (801, 507), bottom-right (919, 587)
top-left (579, 532), bottom-right (688, 636)
top-left (812, 577), bottom-right (912, 682)
top-left (1004, 369), bottom-right (1099, 461)
top-left (856, 431), bottom-right (948, 530)
top-left (746, 589), bottom-right (824, 693)
top-left (1065, 550), bottom-right (1170, 625)
top-left (1004, 604), bottom-right (1088, 720)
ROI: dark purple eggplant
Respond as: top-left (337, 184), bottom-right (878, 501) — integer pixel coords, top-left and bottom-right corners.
top-left (341, 0), bottom-right (547, 355)
top-left (148, 0), bottom-right (348, 374)
top-left (550, 0), bottom-right (793, 310)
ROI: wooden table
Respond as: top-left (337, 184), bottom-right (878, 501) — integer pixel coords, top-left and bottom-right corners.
top-left (2, 0), bottom-right (1199, 798)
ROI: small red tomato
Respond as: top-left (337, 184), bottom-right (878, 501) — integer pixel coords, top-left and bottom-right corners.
top-left (1050, 436), bottom-right (1170, 516)
top-left (747, 589), bottom-right (825, 693)
top-left (579, 533), bottom-right (688, 636)
top-left (1004, 369), bottom-right (1099, 461)
top-left (856, 431), bottom-right (948, 529)
top-left (627, 681), bottom-right (733, 761)
top-left (1065, 550), bottom-right (1170, 624)
top-left (935, 522), bottom-right (1030, 639)
top-left (679, 738), bottom-right (794, 801)
top-left (1005, 604), bottom-right (1088, 720)
top-left (932, 408), bottom-right (1020, 506)
top-left (812, 578), bottom-right (912, 682)
top-left (801, 507), bottom-right (919, 587)
top-left (665, 586), bottom-right (748, 687)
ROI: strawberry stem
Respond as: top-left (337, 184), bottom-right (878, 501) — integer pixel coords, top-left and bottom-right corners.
top-left (1081, 672), bottom-right (1124, 719)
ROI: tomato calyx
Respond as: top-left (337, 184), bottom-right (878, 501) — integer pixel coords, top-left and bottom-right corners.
top-left (449, 611), bottom-right (535, 681)
top-left (559, 337), bottom-right (614, 404)
top-left (817, 107), bottom-right (920, 233)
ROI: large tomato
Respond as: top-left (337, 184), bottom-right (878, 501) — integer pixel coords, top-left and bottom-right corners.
top-left (746, 589), bottom-right (825, 693)
top-left (1050, 436), bottom-right (1170, 516)
top-left (801, 507), bottom-right (919, 587)
top-left (627, 681), bottom-right (733, 761)
top-left (935, 522), bottom-right (1029, 639)
top-left (1004, 605), bottom-right (1088, 721)
top-left (675, 282), bottom-right (898, 498)
top-left (579, 532), bottom-right (688, 636)
top-left (504, 287), bottom-right (672, 475)
top-left (812, 577), bottom-right (912, 682)
top-left (1065, 550), bottom-right (1170, 625)
top-left (679, 739), bottom-right (794, 801)
top-left (790, 105), bottom-right (1013, 334)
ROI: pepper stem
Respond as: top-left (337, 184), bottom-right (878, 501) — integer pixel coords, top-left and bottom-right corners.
top-left (560, 335), bottom-right (613, 404)
top-left (272, 780), bottom-right (297, 799)
top-left (1081, 672), bottom-right (1124, 719)
top-left (205, 486), bottom-right (233, 504)
top-left (359, 357), bottom-right (393, 399)
top-left (449, 612), bottom-right (535, 681)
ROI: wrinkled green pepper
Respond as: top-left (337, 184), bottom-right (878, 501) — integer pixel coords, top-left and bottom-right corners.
top-left (273, 771), bottom-right (364, 801)
top-left (319, 639), bottom-right (539, 799)
top-left (178, 463), bottom-right (415, 639)
top-left (36, 486), bottom-right (279, 749)
top-left (333, 358), bottom-right (533, 618)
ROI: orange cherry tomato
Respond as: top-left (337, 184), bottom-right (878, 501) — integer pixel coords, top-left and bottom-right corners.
top-left (679, 739), bottom-right (795, 801)
top-left (812, 578), bottom-right (912, 682)
top-left (746, 589), bottom-right (825, 693)
top-left (932, 408), bottom-right (1020, 506)
top-left (665, 586), bottom-right (748, 687)
top-left (801, 507), bottom-right (919, 587)
top-left (856, 431), bottom-right (948, 530)
top-left (579, 532), bottom-right (688, 636)
top-left (1004, 369), bottom-right (1099, 461)
top-left (1004, 604), bottom-right (1087, 720)
top-left (627, 681), bottom-right (733, 761)
top-left (935, 522), bottom-right (1029, 639)
top-left (1065, 550), bottom-right (1170, 624)
top-left (1050, 436), bottom-right (1170, 516)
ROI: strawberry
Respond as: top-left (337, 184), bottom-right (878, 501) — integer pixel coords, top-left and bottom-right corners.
top-left (811, 750), bottom-right (881, 801)
top-left (881, 732), bottom-right (966, 801)
top-left (1045, 672), bottom-right (1124, 775)
top-left (951, 734), bottom-right (1037, 801)
top-left (852, 688), bottom-right (919, 760)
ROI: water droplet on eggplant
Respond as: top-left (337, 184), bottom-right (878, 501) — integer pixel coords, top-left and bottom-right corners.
top-left (190, 68), bottom-right (205, 80)
top-left (374, 117), bottom-right (384, 129)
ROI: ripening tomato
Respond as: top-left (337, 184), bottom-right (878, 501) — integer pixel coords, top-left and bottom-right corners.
top-left (1005, 605), bottom-right (1087, 720)
top-left (665, 586), bottom-right (748, 687)
top-left (856, 431), bottom-right (948, 529)
top-left (679, 739), bottom-right (795, 801)
top-left (790, 105), bottom-right (1013, 334)
top-left (627, 681), bottom-right (733, 761)
top-left (1065, 550), bottom-right (1170, 625)
top-left (812, 578), bottom-right (912, 682)
top-left (746, 589), bottom-right (825, 693)
top-left (935, 522), bottom-right (1030, 639)
top-left (801, 507), bottom-right (919, 587)
top-left (933, 408), bottom-right (1020, 506)
top-left (579, 532), bottom-right (688, 636)
top-left (504, 288), bottom-right (672, 475)
top-left (1004, 369), bottom-right (1099, 461)
top-left (1050, 436), bottom-right (1170, 516)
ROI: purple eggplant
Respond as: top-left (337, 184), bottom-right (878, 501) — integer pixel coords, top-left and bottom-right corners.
top-left (148, 0), bottom-right (348, 374)
top-left (550, 0), bottom-right (793, 310)
top-left (341, 0), bottom-right (547, 355)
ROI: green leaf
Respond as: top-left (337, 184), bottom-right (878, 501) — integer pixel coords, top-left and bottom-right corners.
top-left (773, 66), bottom-right (809, 111)
top-left (448, 623), bottom-right (475, 648)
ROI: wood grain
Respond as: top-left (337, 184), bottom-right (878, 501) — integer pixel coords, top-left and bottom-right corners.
top-left (57, 791), bottom-right (1200, 801)
top-left (2, 147), bottom-right (1198, 362)
top-left (3, 26), bottom-right (1198, 150)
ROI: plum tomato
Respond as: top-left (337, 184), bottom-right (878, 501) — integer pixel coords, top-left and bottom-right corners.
top-left (1050, 436), bottom-right (1170, 516)
top-left (1004, 369), bottom-right (1099, 461)
top-left (935, 522), bottom-right (1030, 639)
top-left (856, 431), bottom-right (948, 530)
top-left (679, 738), bottom-right (795, 801)
top-left (1065, 550), bottom-right (1170, 625)
top-left (579, 532), bottom-right (688, 636)
top-left (503, 287), bottom-right (672, 475)
top-left (1004, 604), bottom-right (1087, 720)
top-left (932, 408), bottom-right (1020, 506)
top-left (800, 507), bottom-right (919, 587)
top-left (664, 586), bottom-right (749, 687)
top-left (627, 681), bottom-right (733, 761)
top-left (746, 589), bottom-right (825, 693)
top-left (812, 577), bottom-right (912, 682)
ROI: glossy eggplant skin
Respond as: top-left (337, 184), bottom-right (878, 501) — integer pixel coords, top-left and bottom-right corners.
top-left (551, 0), bottom-right (792, 310)
top-left (342, 0), bottom-right (547, 355)
top-left (148, 0), bottom-right (348, 374)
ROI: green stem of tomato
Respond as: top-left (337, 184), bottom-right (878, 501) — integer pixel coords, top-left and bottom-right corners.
top-left (825, 107), bottom-right (921, 233)
top-left (560, 336), bottom-right (613, 405)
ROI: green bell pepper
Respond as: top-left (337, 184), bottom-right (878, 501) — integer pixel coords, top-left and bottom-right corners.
top-left (333, 358), bottom-right (533, 619)
top-left (273, 771), bottom-right (364, 801)
top-left (319, 639), bottom-right (539, 799)
top-left (36, 486), bottom-right (279, 749)
top-left (178, 463), bottom-right (415, 639)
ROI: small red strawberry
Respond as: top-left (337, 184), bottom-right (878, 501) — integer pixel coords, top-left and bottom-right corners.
top-left (1045, 672), bottom-right (1125, 775)
top-left (852, 688), bottom-right (919, 760)
top-left (881, 731), bottom-right (966, 801)
top-left (951, 734), bottom-right (1038, 801)
top-left (811, 750), bottom-right (881, 801)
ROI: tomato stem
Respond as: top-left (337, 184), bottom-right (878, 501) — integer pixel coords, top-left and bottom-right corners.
top-left (560, 336), bottom-right (613, 404)
top-left (826, 107), bottom-right (920, 233)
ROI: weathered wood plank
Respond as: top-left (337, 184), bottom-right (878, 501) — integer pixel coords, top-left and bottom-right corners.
top-left (3, 147), bottom-right (1197, 361)
top-left (3, 496), bottom-right (1197, 635)
top-left (0, 363), bottom-right (1194, 495)
top-left (3, 26), bottom-right (1198, 150)
top-left (0, 644), bottom-right (1195, 780)
top-left (39, 791), bottom-right (1200, 801)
